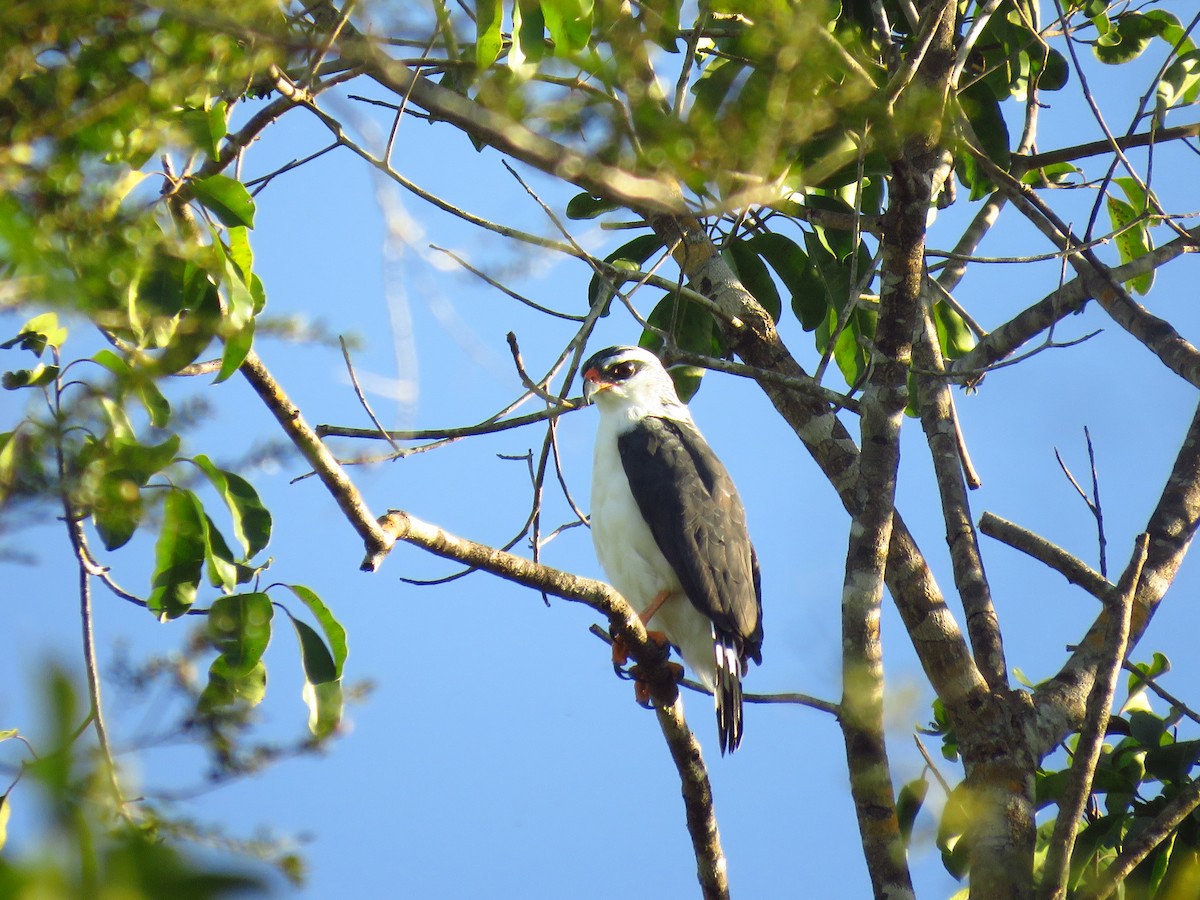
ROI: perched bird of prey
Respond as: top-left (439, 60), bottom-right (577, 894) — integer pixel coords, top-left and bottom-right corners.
top-left (583, 346), bottom-right (763, 754)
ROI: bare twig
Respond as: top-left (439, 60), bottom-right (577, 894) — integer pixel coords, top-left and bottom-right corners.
top-left (1054, 429), bottom-right (1108, 578)
top-left (339, 336), bottom-right (399, 451)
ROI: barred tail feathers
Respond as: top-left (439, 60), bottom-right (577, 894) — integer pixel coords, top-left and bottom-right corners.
top-left (714, 631), bottom-right (745, 755)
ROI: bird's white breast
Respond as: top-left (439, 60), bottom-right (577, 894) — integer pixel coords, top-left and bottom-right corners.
top-left (590, 415), bottom-right (718, 689)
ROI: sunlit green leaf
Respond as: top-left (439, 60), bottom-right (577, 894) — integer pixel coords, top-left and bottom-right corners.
top-left (513, 0), bottom-right (546, 65)
top-left (1106, 193), bottom-right (1154, 296)
top-left (303, 679), bottom-right (344, 739)
top-left (191, 455), bottom-right (272, 558)
top-left (190, 173), bottom-right (255, 229)
top-left (198, 655), bottom-right (267, 712)
top-left (2, 364), bottom-right (58, 390)
top-left (0, 791), bottom-right (10, 852)
top-left (476, 0), bottom-right (503, 68)
top-left (0, 313), bottom-right (67, 355)
top-left (147, 489), bottom-right (206, 621)
top-left (286, 585), bottom-right (347, 677)
top-left (1158, 50), bottom-right (1200, 120)
top-left (1094, 12), bottom-right (1158, 65)
top-left (933, 301), bottom-right (976, 359)
top-left (207, 592), bottom-right (274, 677)
top-left (288, 613), bottom-right (343, 737)
top-left (541, 0), bottom-right (593, 55)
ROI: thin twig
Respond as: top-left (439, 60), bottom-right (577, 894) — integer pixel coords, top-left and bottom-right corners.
top-left (913, 733), bottom-right (954, 795)
top-left (1054, 427), bottom-right (1107, 578)
top-left (339, 336), bottom-right (399, 451)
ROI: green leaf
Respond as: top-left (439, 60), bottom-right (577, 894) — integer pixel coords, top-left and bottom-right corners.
top-left (957, 83), bottom-right (1010, 199)
top-left (286, 585), bottom-right (347, 677)
top-left (0, 791), bottom-right (9, 853)
top-left (1094, 12), bottom-right (1158, 65)
top-left (566, 192), bottom-right (619, 219)
top-left (180, 101), bottom-right (227, 159)
top-left (1033, 48), bottom-right (1069, 93)
top-left (475, 0), bottom-right (504, 68)
top-left (1148, 830), bottom-right (1177, 899)
top-left (588, 234), bottom-right (663, 314)
top-left (147, 489), bottom-right (206, 621)
top-left (303, 680), bottom-right (344, 739)
top-left (190, 174), bottom-right (255, 229)
top-left (747, 232), bottom-right (826, 331)
top-left (214, 250), bottom-right (258, 382)
top-left (1158, 50), bottom-right (1200, 119)
top-left (541, 0), bottom-right (593, 55)
top-left (896, 774), bottom-right (929, 849)
top-left (198, 656), bottom-right (267, 712)
top-left (136, 379), bottom-right (171, 428)
top-left (513, 0), bottom-right (546, 65)
top-left (149, 269), bottom-right (221, 375)
top-left (639, 291), bottom-right (721, 401)
top-left (1021, 161), bottom-right (1081, 187)
top-left (1129, 709), bottom-right (1166, 746)
top-left (191, 455), bottom-right (272, 558)
top-left (92, 469), bottom-right (144, 551)
top-left (1143, 10), bottom-right (1198, 56)
top-left (1106, 194), bottom-right (1154, 295)
top-left (0, 312), bottom-right (67, 355)
top-left (725, 238), bottom-right (782, 322)
top-left (933, 301), bottom-right (976, 359)
top-left (197, 507), bottom-right (241, 593)
top-left (1144, 738), bottom-right (1200, 784)
top-left (1126, 651), bottom-right (1171, 706)
top-left (289, 614), bottom-right (343, 737)
top-left (290, 617), bottom-right (338, 686)
top-left (207, 592), bottom-right (274, 677)
top-left (2, 364), bottom-right (58, 390)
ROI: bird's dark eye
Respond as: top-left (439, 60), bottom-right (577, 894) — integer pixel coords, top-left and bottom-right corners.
top-left (608, 361), bottom-right (637, 380)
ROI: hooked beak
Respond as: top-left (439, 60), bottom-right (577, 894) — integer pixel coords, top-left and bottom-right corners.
top-left (582, 367), bottom-right (609, 404)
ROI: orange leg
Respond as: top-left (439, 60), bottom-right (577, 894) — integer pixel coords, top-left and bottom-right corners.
top-left (611, 589), bottom-right (673, 666)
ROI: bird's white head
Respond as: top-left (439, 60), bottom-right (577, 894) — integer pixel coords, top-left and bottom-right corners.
top-left (581, 346), bottom-right (692, 422)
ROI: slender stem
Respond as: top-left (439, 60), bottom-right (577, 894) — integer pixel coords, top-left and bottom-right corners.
top-left (1038, 534), bottom-right (1148, 900)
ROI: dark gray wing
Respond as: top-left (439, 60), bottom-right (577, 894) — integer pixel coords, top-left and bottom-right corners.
top-left (617, 416), bottom-right (763, 659)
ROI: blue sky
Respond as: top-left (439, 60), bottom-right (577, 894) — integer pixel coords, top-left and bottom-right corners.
top-left (3, 16), bottom-right (1200, 898)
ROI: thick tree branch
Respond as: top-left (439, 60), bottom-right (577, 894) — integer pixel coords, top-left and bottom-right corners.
top-left (947, 223), bottom-right (1200, 381)
top-left (978, 512), bottom-right (1112, 601)
top-left (655, 698), bottom-right (730, 900)
top-left (1015, 121), bottom-right (1200, 172)
top-left (915, 301), bottom-right (1006, 688)
top-left (1038, 534), bottom-right (1147, 900)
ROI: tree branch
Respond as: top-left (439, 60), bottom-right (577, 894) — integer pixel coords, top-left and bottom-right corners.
top-left (978, 512), bottom-right (1112, 601)
top-left (914, 299), bottom-right (1006, 688)
top-left (1077, 778), bottom-right (1200, 900)
top-left (946, 223), bottom-right (1200, 382)
top-left (1038, 534), bottom-right (1148, 900)
top-left (967, 146), bottom-right (1200, 389)
top-left (1030, 399), bottom-right (1200, 760)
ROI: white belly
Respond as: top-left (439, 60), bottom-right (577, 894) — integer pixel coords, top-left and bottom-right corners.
top-left (591, 431), bottom-right (717, 689)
